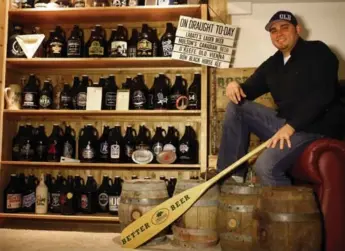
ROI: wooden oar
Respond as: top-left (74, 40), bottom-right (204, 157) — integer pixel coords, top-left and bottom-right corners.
top-left (121, 140), bottom-right (269, 248)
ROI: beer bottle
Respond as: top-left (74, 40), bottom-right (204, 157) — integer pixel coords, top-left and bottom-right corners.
top-left (85, 26), bottom-right (106, 58)
top-left (108, 176), bottom-right (122, 215)
top-left (67, 25), bottom-right (84, 58)
top-left (4, 174), bottom-right (22, 213)
top-left (178, 124), bottom-right (199, 164)
top-left (97, 175), bottom-right (112, 212)
top-left (92, 0), bottom-right (110, 7)
top-left (79, 124), bottom-right (99, 163)
top-left (128, 29), bottom-right (138, 58)
top-left (135, 124), bottom-right (151, 150)
top-left (22, 174), bottom-right (37, 213)
top-left (123, 125), bottom-right (136, 163)
top-left (70, 76), bottom-right (80, 110)
top-left (109, 25), bottom-right (128, 57)
top-left (60, 175), bottom-right (76, 215)
top-left (35, 124), bottom-right (49, 161)
top-left (81, 175), bottom-right (98, 214)
top-left (62, 125), bottom-right (76, 159)
top-left (136, 24), bottom-right (153, 57)
top-left (73, 0), bottom-right (86, 7)
top-left (160, 23), bottom-right (175, 57)
top-left (19, 124), bottom-right (35, 161)
top-left (147, 76), bottom-right (157, 110)
top-left (7, 25), bottom-right (25, 58)
top-left (152, 28), bottom-right (160, 57)
top-left (50, 174), bottom-right (64, 213)
top-left (46, 26), bottom-right (67, 58)
top-left (98, 125), bottom-right (110, 163)
top-left (45, 173), bottom-right (53, 210)
top-left (35, 174), bottom-right (48, 214)
top-left (170, 74), bottom-right (187, 110)
top-left (74, 175), bottom-right (85, 212)
top-left (102, 75), bottom-right (118, 110)
top-left (32, 26), bottom-right (45, 58)
top-left (60, 83), bottom-right (72, 109)
top-left (22, 74), bottom-right (40, 109)
top-left (163, 125), bottom-right (179, 153)
top-left (47, 124), bottom-right (64, 162)
top-left (131, 73), bottom-right (148, 110)
top-left (188, 72), bottom-right (201, 110)
top-left (151, 125), bottom-right (166, 161)
top-left (76, 75), bottom-right (91, 110)
top-left (154, 73), bottom-right (170, 109)
top-left (12, 125), bottom-right (25, 161)
top-left (109, 124), bottom-right (124, 163)
top-left (39, 80), bottom-right (54, 109)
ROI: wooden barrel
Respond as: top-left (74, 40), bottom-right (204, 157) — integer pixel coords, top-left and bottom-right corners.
top-left (118, 179), bottom-right (169, 245)
top-left (172, 180), bottom-right (219, 248)
top-left (217, 182), bottom-right (262, 251)
top-left (254, 186), bottom-right (322, 251)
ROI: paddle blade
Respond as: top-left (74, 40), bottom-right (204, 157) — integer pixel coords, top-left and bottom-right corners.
top-left (120, 182), bottom-right (208, 249)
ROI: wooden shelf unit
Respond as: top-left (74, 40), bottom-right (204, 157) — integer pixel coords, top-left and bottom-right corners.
top-left (0, 2), bottom-right (209, 225)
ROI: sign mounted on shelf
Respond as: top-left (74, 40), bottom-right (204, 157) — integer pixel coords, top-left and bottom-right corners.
top-left (172, 16), bottom-right (238, 69)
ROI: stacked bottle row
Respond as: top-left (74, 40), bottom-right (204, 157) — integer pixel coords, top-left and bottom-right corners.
top-left (3, 173), bottom-right (184, 215)
top-left (20, 72), bottom-right (201, 110)
top-left (14, 0), bottom-right (189, 9)
top-left (12, 123), bottom-right (199, 164)
top-left (8, 23), bottom-right (176, 58)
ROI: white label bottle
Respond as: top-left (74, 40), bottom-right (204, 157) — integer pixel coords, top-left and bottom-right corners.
top-left (35, 173), bottom-right (48, 214)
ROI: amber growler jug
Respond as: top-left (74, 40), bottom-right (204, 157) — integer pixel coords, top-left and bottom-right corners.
top-left (78, 124), bottom-right (99, 163)
top-left (109, 124), bottom-right (124, 163)
top-left (136, 24), bottom-right (153, 57)
top-left (47, 124), bottom-right (64, 162)
top-left (123, 125), bottom-right (137, 163)
top-left (39, 80), bottom-right (54, 109)
top-left (22, 74), bottom-right (40, 109)
top-left (170, 74), bottom-right (188, 110)
top-left (109, 25), bottom-right (128, 57)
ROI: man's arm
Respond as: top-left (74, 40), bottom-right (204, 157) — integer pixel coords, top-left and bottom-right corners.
top-left (241, 59), bottom-right (270, 100)
top-left (287, 42), bottom-right (339, 131)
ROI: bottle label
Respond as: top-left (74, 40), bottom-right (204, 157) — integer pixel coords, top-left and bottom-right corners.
top-left (23, 92), bottom-right (37, 108)
top-left (163, 143), bottom-right (176, 152)
top-left (111, 41), bottom-right (127, 57)
top-left (39, 95), bottom-right (52, 108)
top-left (137, 39), bottom-right (152, 56)
top-left (11, 40), bottom-right (25, 56)
top-left (132, 90), bottom-right (146, 109)
top-left (170, 94), bottom-right (181, 107)
top-left (162, 39), bottom-right (174, 57)
top-left (105, 92), bottom-right (116, 107)
top-left (158, 0), bottom-right (171, 5)
top-left (51, 193), bottom-right (60, 208)
top-left (156, 92), bottom-right (168, 106)
top-left (74, 1), bottom-right (86, 7)
top-left (179, 143), bottom-right (189, 153)
top-left (67, 41), bottom-right (81, 56)
top-left (48, 141), bottom-right (59, 157)
top-left (77, 92), bottom-right (87, 107)
top-left (36, 144), bottom-right (47, 159)
top-left (100, 142), bottom-right (109, 155)
top-left (98, 193), bottom-right (109, 207)
top-left (82, 146), bottom-right (95, 159)
top-left (128, 0), bottom-right (138, 6)
top-left (110, 144), bottom-right (120, 159)
top-left (188, 92), bottom-right (198, 108)
top-left (128, 46), bottom-right (136, 57)
top-left (6, 194), bottom-right (21, 209)
top-left (50, 42), bottom-right (63, 55)
top-left (36, 194), bottom-right (47, 207)
top-left (89, 41), bottom-right (104, 56)
top-left (22, 192), bottom-right (36, 208)
top-left (20, 142), bottom-right (34, 160)
top-left (125, 145), bottom-right (134, 158)
top-left (81, 194), bottom-right (88, 209)
top-left (109, 196), bottom-right (120, 212)
top-left (112, 0), bottom-right (126, 6)
top-left (153, 142), bottom-right (163, 156)
top-left (12, 144), bottom-right (20, 155)
top-left (61, 94), bottom-right (71, 107)
top-left (63, 141), bottom-right (74, 158)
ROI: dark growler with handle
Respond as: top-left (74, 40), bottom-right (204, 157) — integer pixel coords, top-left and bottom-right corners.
top-left (170, 74), bottom-right (188, 110)
top-left (74, 175), bottom-right (85, 213)
top-left (108, 176), bottom-right (122, 215)
top-left (97, 175), bottom-right (113, 212)
top-left (135, 124), bottom-right (151, 151)
top-left (80, 175), bottom-right (98, 214)
top-left (62, 125), bottom-right (76, 159)
top-left (154, 73), bottom-right (170, 110)
top-left (22, 74), bottom-right (40, 109)
top-left (78, 124), bottom-right (99, 163)
top-left (39, 80), bottom-right (54, 109)
top-left (47, 124), bottom-right (64, 162)
top-left (76, 75), bottom-right (92, 110)
top-left (123, 125), bottom-right (137, 163)
top-left (151, 125), bottom-right (166, 162)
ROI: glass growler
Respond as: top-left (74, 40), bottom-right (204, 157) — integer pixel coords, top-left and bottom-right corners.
top-left (135, 124), bottom-right (151, 150)
top-left (109, 25), bottom-right (128, 57)
top-left (67, 25), bottom-right (84, 58)
top-left (76, 75), bottom-right (92, 110)
top-left (47, 124), bottom-right (64, 162)
top-left (85, 25), bottom-right (107, 57)
top-left (128, 29), bottom-right (138, 57)
top-left (78, 124), bottom-right (99, 162)
top-left (4, 174), bottom-right (22, 213)
top-left (136, 24), bottom-right (153, 57)
top-left (60, 83), bottom-right (72, 109)
top-left (80, 175), bottom-right (98, 214)
top-left (160, 23), bottom-right (175, 57)
top-left (22, 74), bottom-right (40, 109)
top-left (108, 176), bottom-right (122, 215)
top-left (7, 25), bottom-right (25, 58)
top-left (74, 175), bottom-right (85, 212)
top-left (178, 124), bottom-right (199, 164)
top-left (50, 174), bottom-right (64, 213)
top-left (154, 73), bottom-right (170, 109)
top-left (123, 125), bottom-right (136, 163)
top-left (70, 76), bottom-right (80, 110)
top-left (22, 173), bottom-right (36, 213)
top-left (32, 27), bottom-right (45, 58)
top-left (46, 26), bottom-right (67, 58)
top-left (39, 80), bottom-right (54, 109)
top-left (151, 125), bottom-right (166, 160)
top-left (60, 175), bottom-right (76, 215)
top-left (170, 74), bottom-right (187, 110)
top-left (109, 124), bottom-right (124, 163)
top-left (35, 124), bottom-right (49, 161)
top-left (19, 124), bottom-right (35, 161)
top-left (163, 125), bottom-right (179, 153)
top-left (102, 75), bottom-right (118, 110)
top-left (62, 125), bottom-right (76, 159)
top-left (12, 125), bottom-right (25, 161)
top-left (147, 76), bottom-right (157, 110)
top-left (97, 175), bottom-right (113, 212)
top-left (152, 28), bottom-right (160, 57)
top-left (188, 72), bottom-right (201, 110)
top-left (131, 73), bottom-right (148, 109)
top-left (98, 125), bottom-right (110, 163)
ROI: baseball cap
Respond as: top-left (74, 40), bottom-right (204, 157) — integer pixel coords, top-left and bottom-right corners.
top-left (265, 11), bottom-right (298, 31)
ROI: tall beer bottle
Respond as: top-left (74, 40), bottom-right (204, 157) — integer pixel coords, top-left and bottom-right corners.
top-left (97, 175), bottom-right (112, 212)
top-left (60, 83), bottom-right (72, 109)
top-left (62, 125), bottom-right (76, 159)
top-left (123, 125), bottom-right (136, 163)
top-left (39, 80), bottom-right (54, 109)
top-left (4, 174), bottom-right (22, 213)
top-left (160, 23), bottom-right (175, 57)
top-left (74, 175), bottom-right (85, 213)
top-left (188, 72), bottom-right (201, 110)
top-left (109, 176), bottom-right (122, 215)
top-left (152, 28), bottom-right (160, 57)
top-left (47, 124), bottom-right (64, 162)
top-left (98, 125), bottom-right (110, 163)
top-left (109, 124), bottom-right (124, 163)
top-left (22, 74), bottom-right (40, 109)
top-left (22, 174), bottom-right (37, 213)
top-left (19, 125), bottom-right (35, 161)
top-left (128, 29), bottom-right (138, 57)
top-left (12, 125), bottom-right (25, 161)
top-left (147, 76), bottom-right (157, 110)
top-left (7, 25), bottom-right (25, 58)
top-left (35, 174), bottom-right (48, 214)
top-left (102, 75), bottom-right (118, 110)
top-left (70, 76), bottom-right (80, 110)
top-left (35, 124), bottom-right (49, 161)
top-left (170, 74), bottom-right (187, 110)
top-left (154, 73), bottom-right (170, 109)
top-left (109, 25), bottom-right (128, 57)
top-left (76, 75), bottom-right (91, 110)
top-left (136, 24), bottom-right (153, 57)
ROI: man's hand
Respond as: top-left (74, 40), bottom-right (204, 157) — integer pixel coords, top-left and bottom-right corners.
top-left (226, 81), bottom-right (247, 104)
top-left (267, 124), bottom-right (295, 149)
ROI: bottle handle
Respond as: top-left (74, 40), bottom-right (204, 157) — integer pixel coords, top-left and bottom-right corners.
top-left (88, 78), bottom-right (93, 86)
top-left (131, 128), bottom-right (137, 137)
top-left (174, 128), bottom-right (180, 138)
top-left (79, 128), bottom-right (85, 138)
top-left (108, 178), bottom-right (113, 187)
top-left (182, 78), bottom-right (188, 90)
top-left (162, 128), bottom-right (167, 137)
top-left (80, 177), bottom-right (85, 186)
top-left (35, 77), bottom-right (41, 87)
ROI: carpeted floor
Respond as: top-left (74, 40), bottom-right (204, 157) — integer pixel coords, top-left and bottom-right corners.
top-left (0, 229), bottom-right (221, 251)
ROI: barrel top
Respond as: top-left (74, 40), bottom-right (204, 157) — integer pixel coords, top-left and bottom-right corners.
top-left (261, 186), bottom-right (313, 194)
top-left (220, 183), bottom-right (262, 195)
top-left (122, 179), bottom-right (167, 191)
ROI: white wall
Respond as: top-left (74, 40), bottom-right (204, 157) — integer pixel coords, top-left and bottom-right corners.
top-left (230, 2), bottom-right (345, 79)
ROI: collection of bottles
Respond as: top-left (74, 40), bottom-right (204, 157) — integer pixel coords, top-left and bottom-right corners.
top-left (14, 0), bottom-right (189, 8)
top-left (3, 173), bottom-right (193, 214)
top-left (8, 23), bottom-right (176, 58)
top-left (12, 123), bottom-right (199, 164)
top-left (20, 72), bottom-right (201, 110)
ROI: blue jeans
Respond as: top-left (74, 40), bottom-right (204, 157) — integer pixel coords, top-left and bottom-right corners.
top-left (217, 100), bottom-right (323, 186)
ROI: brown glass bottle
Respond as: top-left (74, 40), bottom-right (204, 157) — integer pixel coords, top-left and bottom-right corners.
top-left (85, 28), bottom-right (106, 58)
top-left (136, 24), bottom-right (153, 57)
top-left (160, 23), bottom-right (175, 57)
top-left (7, 25), bottom-right (25, 58)
top-left (46, 27), bottom-right (67, 58)
top-left (128, 29), bottom-right (138, 57)
top-left (109, 25), bottom-right (128, 57)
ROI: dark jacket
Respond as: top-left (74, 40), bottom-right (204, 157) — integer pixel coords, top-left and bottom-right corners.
top-left (241, 37), bottom-right (343, 139)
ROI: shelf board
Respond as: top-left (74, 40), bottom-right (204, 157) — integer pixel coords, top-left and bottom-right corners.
top-left (8, 5), bottom-right (202, 24)
top-left (6, 58), bottom-right (197, 69)
top-left (1, 161), bottom-right (200, 169)
top-left (4, 109), bottom-right (201, 117)
top-left (0, 213), bottom-right (119, 222)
